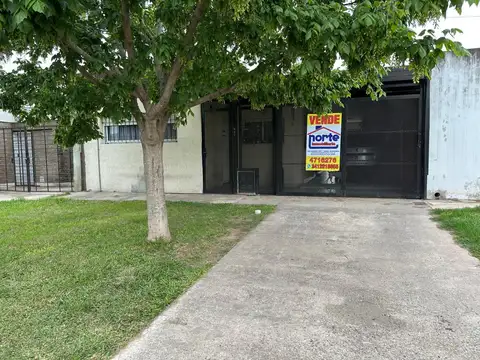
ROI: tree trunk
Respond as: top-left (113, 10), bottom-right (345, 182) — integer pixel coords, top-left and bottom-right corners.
top-left (141, 133), bottom-right (171, 242)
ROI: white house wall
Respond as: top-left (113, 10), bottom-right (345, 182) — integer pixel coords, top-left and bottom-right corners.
top-left (428, 49), bottom-right (480, 199)
top-left (83, 105), bottom-right (203, 193)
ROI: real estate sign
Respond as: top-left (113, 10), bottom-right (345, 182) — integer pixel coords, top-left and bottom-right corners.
top-left (305, 113), bottom-right (342, 172)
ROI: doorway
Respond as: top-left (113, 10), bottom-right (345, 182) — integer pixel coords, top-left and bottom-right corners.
top-left (239, 107), bottom-right (275, 194)
top-left (203, 103), bottom-right (232, 193)
top-left (202, 102), bottom-right (276, 195)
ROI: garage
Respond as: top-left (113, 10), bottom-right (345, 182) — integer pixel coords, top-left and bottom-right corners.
top-left (202, 70), bottom-right (428, 199)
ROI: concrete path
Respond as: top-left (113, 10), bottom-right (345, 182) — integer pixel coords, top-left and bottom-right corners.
top-left (67, 191), bottom-right (480, 210)
top-left (114, 197), bottom-right (480, 360)
top-left (0, 191), bottom-right (64, 201)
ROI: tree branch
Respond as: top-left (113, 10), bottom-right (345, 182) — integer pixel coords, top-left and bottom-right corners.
top-left (189, 85), bottom-right (236, 108)
top-left (343, 0), bottom-right (360, 6)
top-left (121, 0), bottom-right (153, 114)
top-left (121, 0), bottom-right (135, 60)
top-left (134, 86), bottom-right (150, 110)
top-left (63, 38), bottom-right (100, 64)
top-left (131, 96), bottom-right (146, 125)
top-left (149, 0), bottom-right (210, 119)
top-left (187, 61), bottom-right (275, 108)
top-left (78, 66), bottom-right (101, 84)
top-left (76, 63), bottom-right (123, 84)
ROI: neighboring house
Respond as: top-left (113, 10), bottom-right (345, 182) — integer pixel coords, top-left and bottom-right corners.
top-left (0, 120), bottom-right (74, 192)
top-left (0, 111), bottom-right (16, 123)
top-left (80, 50), bottom-right (480, 200)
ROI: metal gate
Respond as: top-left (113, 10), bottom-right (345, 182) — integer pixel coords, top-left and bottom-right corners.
top-left (12, 130), bottom-right (35, 187)
top-left (343, 94), bottom-right (423, 198)
top-left (277, 85), bottom-right (426, 199)
top-left (0, 125), bottom-right (74, 192)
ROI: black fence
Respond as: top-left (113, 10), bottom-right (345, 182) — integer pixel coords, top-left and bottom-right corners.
top-left (0, 124), bottom-right (74, 192)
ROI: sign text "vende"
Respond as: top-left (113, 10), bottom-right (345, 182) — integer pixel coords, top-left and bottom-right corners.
top-left (309, 114), bottom-right (341, 125)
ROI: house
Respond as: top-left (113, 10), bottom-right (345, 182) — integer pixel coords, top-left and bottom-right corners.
top-left (1, 50), bottom-right (478, 199)
top-left (78, 50), bottom-right (480, 200)
top-left (0, 119), bottom-right (74, 192)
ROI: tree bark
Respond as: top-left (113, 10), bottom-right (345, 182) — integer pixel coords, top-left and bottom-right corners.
top-left (140, 118), bottom-right (171, 241)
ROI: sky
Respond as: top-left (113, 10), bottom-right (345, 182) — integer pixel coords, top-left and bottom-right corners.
top-left (424, 4), bottom-right (480, 49)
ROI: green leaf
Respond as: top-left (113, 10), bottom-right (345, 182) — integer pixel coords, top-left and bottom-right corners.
top-left (339, 42), bottom-right (350, 55)
top-left (327, 40), bottom-right (335, 51)
top-left (305, 29), bottom-right (312, 41)
top-left (363, 14), bottom-right (374, 27)
top-left (273, 5), bottom-right (283, 14)
top-left (13, 9), bottom-right (28, 26)
top-left (413, 0), bottom-right (422, 12)
top-left (31, 1), bottom-right (46, 14)
top-left (418, 46), bottom-right (427, 58)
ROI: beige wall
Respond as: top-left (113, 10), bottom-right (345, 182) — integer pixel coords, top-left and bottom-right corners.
top-left (82, 106), bottom-right (203, 193)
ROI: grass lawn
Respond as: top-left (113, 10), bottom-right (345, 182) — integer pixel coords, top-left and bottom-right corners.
top-left (0, 198), bottom-right (274, 360)
top-left (432, 206), bottom-right (480, 260)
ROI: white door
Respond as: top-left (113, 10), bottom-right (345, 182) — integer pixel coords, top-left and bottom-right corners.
top-left (12, 131), bottom-right (34, 186)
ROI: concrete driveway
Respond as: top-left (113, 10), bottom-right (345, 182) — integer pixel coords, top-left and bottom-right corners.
top-left (115, 198), bottom-right (480, 360)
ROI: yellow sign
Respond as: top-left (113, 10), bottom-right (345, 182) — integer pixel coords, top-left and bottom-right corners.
top-left (305, 113), bottom-right (342, 171)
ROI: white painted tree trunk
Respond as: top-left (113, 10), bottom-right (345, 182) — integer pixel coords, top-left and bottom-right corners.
top-left (142, 140), bottom-right (171, 241)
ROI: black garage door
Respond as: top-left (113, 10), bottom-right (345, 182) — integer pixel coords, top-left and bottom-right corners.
top-left (344, 94), bottom-right (423, 198)
top-left (278, 79), bottom-right (427, 199)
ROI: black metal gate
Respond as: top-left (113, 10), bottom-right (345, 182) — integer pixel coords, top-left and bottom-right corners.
top-left (343, 94), bottom-right (423, 198)
top-left (276, 80), bottom-right (427, 199)
top-left (0, 125), bottom-right (74, 192)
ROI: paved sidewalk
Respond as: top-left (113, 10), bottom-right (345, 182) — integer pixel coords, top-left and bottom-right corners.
top-left (0, 191), bottom-right (64, 201)
top-left (67, 191), bottom-right (480, 210)
top-left (68, 191), bottom-right (302, 204)
top-left (113, 198), bottom-right (480, 360)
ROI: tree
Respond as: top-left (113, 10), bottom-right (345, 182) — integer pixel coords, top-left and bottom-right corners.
top-left (0, 0), bottom-right (477, 241)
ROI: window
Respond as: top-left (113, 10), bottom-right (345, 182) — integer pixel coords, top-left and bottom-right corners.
top-left (104, 118), bottom-right (177, 143)
top-left (242, 120), bottom-right (273, 144)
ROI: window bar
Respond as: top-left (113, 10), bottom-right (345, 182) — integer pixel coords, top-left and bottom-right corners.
top-left (3, 129), bottom-right (8, 191)
top-left (43, 124), bottom-right (50, 192)
top-left (11, 131), bottom-right (16, 191)
top-left (103, 119), bottom-right (178, 143)
top-left (19, 131), bottom-right (25, 191)
top-left (31, 131), bottom-right (38, 192)
top-left (34, 132), bottom-right (39, 191)
top-left (23, 130), bottom-right (32, 193)
top-left (57, 144), bottom-right (61, 192)
top-left (69, 147), bottom-right (74, 191)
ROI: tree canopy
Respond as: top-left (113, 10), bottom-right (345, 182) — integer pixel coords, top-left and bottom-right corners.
top-left (0, 0), bottom-right (477, 147)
